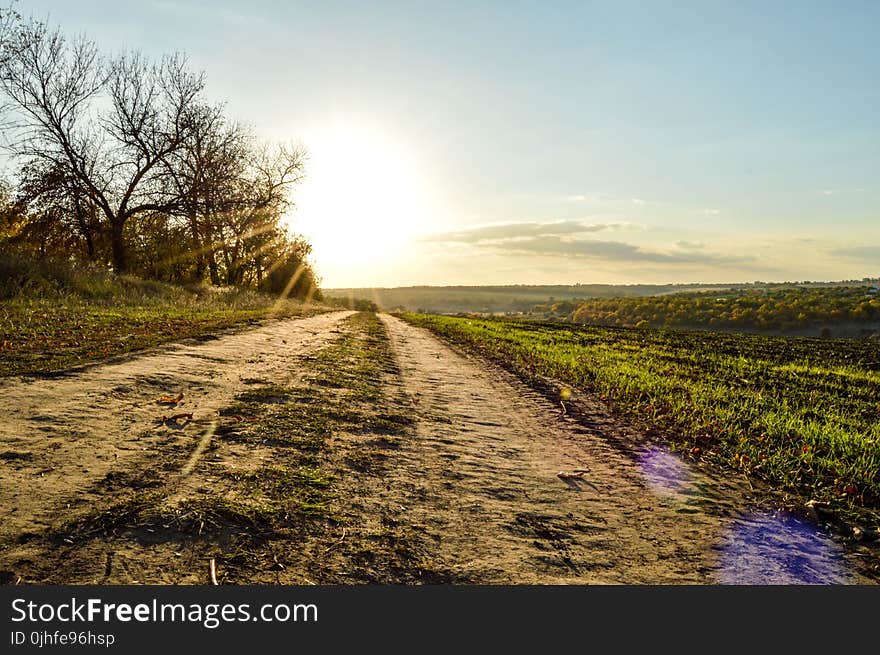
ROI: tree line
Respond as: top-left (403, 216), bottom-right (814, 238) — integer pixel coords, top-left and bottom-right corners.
top-left (541, 286), bottom-right (880, 332)
top-left (0, 7), bottom-right (320, 300)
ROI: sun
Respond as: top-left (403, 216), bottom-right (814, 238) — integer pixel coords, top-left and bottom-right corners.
top-left (290, 125), bottom-right (432, 287)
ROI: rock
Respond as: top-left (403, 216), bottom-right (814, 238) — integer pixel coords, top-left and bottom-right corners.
top-left (804, 499), bottom-right (832, 522)
top-left (852, 526), bottom-right (879, 542)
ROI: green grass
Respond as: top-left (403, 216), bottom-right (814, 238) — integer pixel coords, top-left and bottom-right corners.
top-left (0, 285), bottom-right (328, 377)
top-left (400, 313), bottom-right (880, 530)
top-left (242, 466), bottom-right (336, 516)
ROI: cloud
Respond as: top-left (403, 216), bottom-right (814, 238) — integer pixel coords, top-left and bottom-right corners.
top-left (676, 240), bottom-right (706, 250)
top-left (421, 220), bottom-right (628, 243)
top-left (422, 221), bottom-right (753, 267)
top-left (830, 245), bottom-right (880, 259)
top-left (819, 187), bottom-right (865, 197)
top-left (563, 194), bottom-right (599, 202)
top-left (482, 236), bottom-right (754, 266)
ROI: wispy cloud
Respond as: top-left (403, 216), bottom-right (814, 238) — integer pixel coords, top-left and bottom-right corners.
top-left (494, 236), bottom-right (753, 265)
top-left (676, 240), bottom-right (706, 250)
top-left (819, 187), bottom-right (865, 197)
top-left (421, 220), bottom-right (629, 243)
top-left (830, 245), bottom-right (880, 259)
top-left (422, 221), bottom-right (750, 266)
top-left (563, 194), bottom-right (600, 202)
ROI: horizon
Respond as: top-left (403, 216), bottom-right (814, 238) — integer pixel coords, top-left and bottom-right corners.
top-left (15, 1), bottom-right (880, 288)
top-left (321, 276), bottom-right (880, 292)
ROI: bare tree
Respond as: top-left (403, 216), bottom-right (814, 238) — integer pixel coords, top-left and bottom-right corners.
top-left (0, 15), bottom-right (318, 297)
top-left (157, 103), bottom-right (250, 283)
top-left (214, 142), bottom-right (306, 286)
top-left (0, 19), bottom-right (205, 272)
top-left (17, 159), bottom-right (103, 260)
top-left (156, 109), bottom-right (306, 286)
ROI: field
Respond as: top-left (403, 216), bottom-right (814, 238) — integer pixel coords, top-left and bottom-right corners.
top-left (3, 306), bottom-right (878, 584)
top-left (323, 283), bottom-right (744, 314)
top-left (322, 281), bottom-right (880, 321)
top-left (400, 313), bottom-right (880, 531)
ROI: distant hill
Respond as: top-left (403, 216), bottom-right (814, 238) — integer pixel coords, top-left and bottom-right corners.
top-left (322, 284), bottom-right (693, 314)
top-left (547, 284), bottom-right (880, 339)
top-left (321, 280), bottom-right (878, 315)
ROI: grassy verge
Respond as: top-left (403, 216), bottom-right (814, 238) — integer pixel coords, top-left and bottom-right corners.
top-left (0, 277), bottom-right (328, 376)
top-left (400, 313), bottom-right (880, 533)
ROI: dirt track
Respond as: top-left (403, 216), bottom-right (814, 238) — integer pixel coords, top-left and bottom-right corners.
top-left (0, 311), bottom-right (873, 584)
top-left (376, 315), bottom-right (872, 584)
top-left (0, 311), bottom-right (352, 564)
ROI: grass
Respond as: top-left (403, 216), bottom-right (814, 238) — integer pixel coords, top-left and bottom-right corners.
top-left (241, 466), bottom-right (335, 516)
top-left (220, 311), bottom-right (409, 452)
top-left (0, 277), bottom-right (329, 377)
top-left (400, 313), bottom-right (880, 532)
top-left (61, 493), bottom-right (280, 540)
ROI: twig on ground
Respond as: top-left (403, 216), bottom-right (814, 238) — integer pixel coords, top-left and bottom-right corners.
top-left (322, 527), bottom-right (347, 555)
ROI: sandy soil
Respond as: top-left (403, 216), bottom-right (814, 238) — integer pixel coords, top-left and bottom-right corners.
top-left (0, 310), bottom-right (874, 584)
top-left (0, 311), bottom-right (352, 568)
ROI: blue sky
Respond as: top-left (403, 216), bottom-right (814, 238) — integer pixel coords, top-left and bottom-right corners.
top-left (16, 1), bottom-right (880, 287)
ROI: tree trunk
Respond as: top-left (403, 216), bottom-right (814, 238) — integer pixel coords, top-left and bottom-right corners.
top-left (70, 196), bottom-right (97, 261)
top-left (187, 213), bottom-right (207, 282)
top-left (110, 220), bottom-right (127, 274)
top-left (83, 230), bottom-right (95, 260)
top-left (208, 252), bottom-right (221, 286)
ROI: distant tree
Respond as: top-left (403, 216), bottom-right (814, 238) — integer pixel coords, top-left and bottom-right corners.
top-left (259, 235), bottom-right (320, 301)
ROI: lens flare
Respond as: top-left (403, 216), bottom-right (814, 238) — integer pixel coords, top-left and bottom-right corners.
top-left (637, 446), bottom-right (694, 498)
top-left (717, 512), bottom-right (850, 584)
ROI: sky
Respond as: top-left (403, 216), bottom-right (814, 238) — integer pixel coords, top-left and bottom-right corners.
top-left (14, 1), bottom-right (880, 288)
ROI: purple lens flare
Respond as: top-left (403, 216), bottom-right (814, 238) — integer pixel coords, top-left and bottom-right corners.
top-left (717, 511), bottom-right (850, 584)
top-left (637, 446), bottom-right (694, 497)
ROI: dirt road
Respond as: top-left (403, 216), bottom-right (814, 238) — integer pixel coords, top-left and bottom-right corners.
top-left (0, 311), bottom-right (873, 584)
top-left (0, 311), bottom-right (352, 565)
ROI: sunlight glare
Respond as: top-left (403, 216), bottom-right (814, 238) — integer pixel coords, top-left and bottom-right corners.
top-left (291, 125), bottom-right (433, 286)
